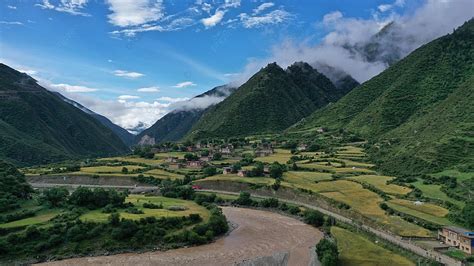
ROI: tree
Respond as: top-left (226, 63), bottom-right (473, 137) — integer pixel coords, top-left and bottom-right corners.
top-left (184, 153), bottom-right (198, 161)
top-left (251, 162), bottom-right (264, 177)
top-left (269, 162), bottom-right (283, 178)
top-left (231, 163), bottom-right (242, 173)
top-left (233, 191), bottom-right (253, 206)
top-left (304, 210), bottom-right (324, 227)
top-left (121, 167), bottom-right (129, 174)
top-left (41, 187), bottom-right (69, 207)
top-left (461, 201), bottom-right (474, 228)
top-left (203, 167), bottom-right (217, 177)
top-left (212, 152), bottom-right (222, 160)
top-left (316, 239), bottom-right (338, 266)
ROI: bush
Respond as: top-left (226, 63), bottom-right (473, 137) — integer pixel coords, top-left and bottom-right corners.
top-left (233, 192), bottom-right (253, 206)
top-left (143, 202), bottom-right (163, 209)
top-left (68, 187), bottom-right (126, 209)
top-left (40, 187), bottom-right (69, 207)
top-left (316, 239), bottom-right (338, 266)
top-left (303, 210), bottom-right (324, 227)
top-left (260, 198), bottom-right (279, 208)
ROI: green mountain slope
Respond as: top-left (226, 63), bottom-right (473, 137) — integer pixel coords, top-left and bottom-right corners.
top-left (54, 92), bottom-right (135, 146)
top-left (135, 85), bottom-right (236, 145)
top-left (0, 64), bottom-right (130, 166)
top-left (188, 62), bottom-right (357, 139)
top-left (292, 19), bottom-right (474, 175)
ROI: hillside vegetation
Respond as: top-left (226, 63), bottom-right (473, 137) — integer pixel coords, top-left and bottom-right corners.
top-left (292, 19), bottom-right (474, 175)
top-left (136, 85), bottom-right (236, 145)
top-left (0, 64), bottom-right (129, 166)
top-left (188, 62), bottom-right (357, 139)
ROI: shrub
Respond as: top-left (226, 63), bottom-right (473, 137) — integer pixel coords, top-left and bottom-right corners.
top-left (316, 239), bottom-right (338, 266)
top-left (303, 210), bottom-right (324, 227)
top-left (143, 202), bottom-right (163, 209)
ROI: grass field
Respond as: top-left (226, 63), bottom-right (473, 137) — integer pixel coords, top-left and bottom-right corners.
top-left (412, 180), bottom-right (464, 208)
top-left (283, 171), bottom-right (333, 182)
top-left (98, 156), bottom-right (164, 166)
top-left (144, 168), bottom-right (183, 180)
top-left (307, 181), bottom-right (431, 237)
top-left (78, 165), bottom-right (144, 174)
top-left (80, 195), bottom-right (210, 223)
top-left (349, 175), bottom-right (411, 195)
top-left (196, 174), bottom-right (275, 185)
top-left (331, 226), bottom-right (415, 266)
top-left (387, 199), bottom-right (452, 225)
top-left (0, 209), bottom-right (62, 229)
top-left (431, 169), bottom-right (474, 181)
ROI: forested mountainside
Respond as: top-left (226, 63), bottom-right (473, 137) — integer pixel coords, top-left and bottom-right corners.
top-left (187, 62), bottom-right (358, 139)
top-left (0, 64), bottom-right (129, 166)
top-left (292, 19), bottom-right (474, 175)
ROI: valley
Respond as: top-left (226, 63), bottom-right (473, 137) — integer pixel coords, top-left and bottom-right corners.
top-left (0, 6), bottom-right (472, 266)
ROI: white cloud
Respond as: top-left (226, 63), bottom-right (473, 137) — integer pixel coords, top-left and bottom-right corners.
top-left (36, 0), bottom-right (90, 16)
top-left (239, 9), bottom-right (292, 28)
top-left (118, 95), bottom-right (140, 100)
top-left (377, 0), bottom-right (405, 13)
top-left (137, 86), bottom-right (160, 92)
top-left (253, 2), bottom-right (274, 15)
top-left (106, 0), bottom-right (165, 27)
top-left (322, 11), bottom-right (343, 25)
top-left (173, 81), bottom-right (197, 88)
top-left (171, 95), bottom-right (226, 111)
top-left (158, 96), bottom-right (190, 103)
top-left (7, 5), bottom-right (17, 10)
top-left (232, 0), bottom-right (474, 85)
top-left (0, 21), bottom-right (23, 25)
top-left (58, 92), bottom-right (171, 133)
top-left (201, 10), bottom-right (225, 28)
top-left (222, 0), bottom-right (241, 9)
top-left (113, 70), bottom-right (144, 79)
top-left (17, 69), bottom-right (38, 75)
top-left (48, 83), bottom-right (98, 93)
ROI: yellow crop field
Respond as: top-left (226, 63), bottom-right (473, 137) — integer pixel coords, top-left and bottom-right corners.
top-left (254, 149), bottom-right (292, 164)
top-left (331, 226), bottom-right (415, 266)
top-left (196, 174), bottom-right (275, 185)
top-left (349, 175), bottom-right (411, 195)
top-left (79, 165), bottom-right (144, 174)
top-left (387, 199), bottom-right (452, 225)
top-left (144, 168), bottom-right (183, 180)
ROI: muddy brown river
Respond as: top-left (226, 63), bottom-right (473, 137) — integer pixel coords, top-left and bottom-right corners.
top-left (39, 207), bottom-right (323, 266)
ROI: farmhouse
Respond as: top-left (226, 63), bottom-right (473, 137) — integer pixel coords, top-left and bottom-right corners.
top-left (166, 156), bottom-right (179, 163)
top-left (237, 170), bottom-right (248, 177)
top-left (438, 226), bottom-right (474, 254)
top-left (168, 162), bottom-right (184, 169)
top-left (255, 146), bottom-right (274, 157)
top-left (186, 160), bottom-right (206, 169)
top-left (199, 156), bottom-right (211, 162)
top-left (220, 145), bottom-right (234, 155)
top-left (222, 167), bottom-right (232, 174)
top-left (297, 144), bottom-right (308, 151)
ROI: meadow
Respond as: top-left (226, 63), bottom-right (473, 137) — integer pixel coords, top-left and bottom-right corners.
top-left (80, 195), bottom-right (210, 223)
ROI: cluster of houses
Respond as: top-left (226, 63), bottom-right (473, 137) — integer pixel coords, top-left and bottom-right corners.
top-left (165, 144), bottom-right (235, 170)
top-left (222, 165), bottom-right (271, 177)
top-left (438, 226), bottom-right (474, 255)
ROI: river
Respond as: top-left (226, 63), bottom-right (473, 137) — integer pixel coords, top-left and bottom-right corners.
top-left (38, 207), bottom-right (323, 266)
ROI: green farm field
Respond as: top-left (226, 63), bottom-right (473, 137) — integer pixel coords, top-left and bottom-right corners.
top-left (331, 226), bottom-right (415, 266)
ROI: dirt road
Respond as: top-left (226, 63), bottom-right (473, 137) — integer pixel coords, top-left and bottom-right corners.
top-left (38, 207), bottom-right (323, 266)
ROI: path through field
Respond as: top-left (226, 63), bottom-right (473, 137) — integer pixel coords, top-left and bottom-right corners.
top-left (38, 207), bottom-right (323, 266)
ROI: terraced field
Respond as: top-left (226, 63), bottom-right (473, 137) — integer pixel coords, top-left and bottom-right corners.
top-left (387, 199), bottom-right (452, 225)
top-left (331, 226), bottom-right (415, 266)
top-left (349, 175), bottom-right (411, 195)
top-left (254, 149), bottom-right (293, 164)
top-left (144, 168), bottom-right (183, 180)
top-left (77, 165), bottom-right (144, 174)
top-left (412, 180), bottom-right (465, 208)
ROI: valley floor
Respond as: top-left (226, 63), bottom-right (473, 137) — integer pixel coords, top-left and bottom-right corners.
top-left (36, 207), bottom-right (323, 266)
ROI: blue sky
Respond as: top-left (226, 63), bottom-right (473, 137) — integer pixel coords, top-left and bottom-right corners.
top-left (0, 0), bottom-right (471, 131)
